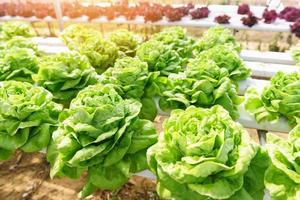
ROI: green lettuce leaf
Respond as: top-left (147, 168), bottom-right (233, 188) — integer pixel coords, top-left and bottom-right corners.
top-left (157, 58), bottom-right (243, 119)
top-left (60, 24), bottom-right (118, 74)
top-left (150, 26), bottom-right (195, 65)
top-left (0, 47), bottom-right (38, 83)
top-left (194, 45), bottom-right (251, 82)
top-left (32, 52), bottom-right (98, 105)
top-left (136, 40), bottom-right (182, 76)
top-left (108, 29), bottom-right (142, 57)
top-left (265, 125), bottom-right (300, 200)
top-left (147, 105), bottom-right (268, 200)
top-left (48, 84), bottom-right (157, 198)
top-left (0, 81), bottom-right (62, 160)
top-left (0, 21), bottom-right (36, 40)
top-left (194, 26), bottom-right (241, 53)
top-left (244, 71), bottom-right (300, 127)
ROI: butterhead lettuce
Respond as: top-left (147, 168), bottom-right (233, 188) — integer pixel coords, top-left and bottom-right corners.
top-left (33, 52), bottom-right (98, 104)
top-left (244, 71), bottom-right (300, 127)
top-left (136, 40), bottom-right (182, 76)
top-left (265, 125), bottom-right (300, 200)
top-left (61, 24), bottom-right (119, 74)
top-left (0, 47), bottom-right (38, 83)
top-left (47, 84), bottom-right (157, 198)
top-left (147, 105), bottom-right (268, 200)
top-left (0, 81), bottom-right (62, 160)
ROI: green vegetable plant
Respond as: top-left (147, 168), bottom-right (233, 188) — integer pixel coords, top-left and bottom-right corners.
top-left (194, 26), bottom-right (241, 53)
top-left (194, 44), bottom-right (250, 82)
top-left (265, 125), bottom-right (300, 200)
top-left (33, 52), bottom-right (98, 105)
top-left (147, 105), bottom-right (268, 200)
top-left (100, 57), bottom-right (157, 120)
top-left (0, 47), bottom-right (38, 83)
top-left (291, 43), bottom-right (300, 66)
top-left (244, 71), bottom-right (300, 127)
top-left (47, 84), bottom-right (157, 198)
top-left (61, 24), bottom-right (119, 74)
top-left (108, 29), bottom-right (142, 57)
top-left (157, 59), bottom-right (243, 119)
top-left (0, 81), bottom-right (62, 160)
top-left (150, 26), bottom-right (195, 65)
top-left (0, 21), bottom-right (36, 40)
top-left (136, 40), bottom-right (182, 76)
top-left (101, 57), bottom-right (149, 100)
top-left (5, 36), bottom-right (41, 56)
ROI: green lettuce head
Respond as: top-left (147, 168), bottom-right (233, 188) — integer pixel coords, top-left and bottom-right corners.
top-left (48, 84), bottom-right (157, 198)
top-left (6, 36), bottom-right (41, 56)
top-left (147, 105), bottom-right (268, 200)
top-left (194, 26), bottom-right (241, 53)
top-left (101, 57), bottom-right (149, 99)
top-left (0, 81), bottom-right (62, 160)
top-left (60, 24), bottom-right (102, 51)
top-left (265, 125), bottom-right (300, 200)
top-left (101, 57), bottom-right (157, 120)
top-left (0, 47), bottom-right (38, 83)
top-left (108, 29), bottom-right (142, 57)
top-left (291, 42), bottom-right (300, 66)
top-left (151, 26), bottom-right (195, 64)
top-left (244, 71), bottom-right (300, 127)
top-left (61, 24), bottom-right (118, 74)
top-left (0, 21), bottom-right (36, 40)
top-left (158, 59), bottom-right (242, 119)
top-left (33, 52), bottom-right (98, 104)
top-left (194, 44), bottom-right (250, 82)
top-left (136, 40), bottom-right (182, 76)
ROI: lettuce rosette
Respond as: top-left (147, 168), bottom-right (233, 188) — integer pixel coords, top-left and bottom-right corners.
top-left (108, 29), bottom-right (142, 57)
top-left (0, 47), bottom-right (38, 83)
top-left (100, 57), bottom-right (149, 99)
top-left (244, 71), bottom-right (300, 127)
top-left (0, 81), bottom-right (62, 160)
top-left (194, 45), bottom-right (250, 82)
top-left (5, 36), bottom-right (41, 56)
top-left (194, 26), bottom-right (241, 53)
top-left (147, 105), bottom-right (268, 200)
top-left (33, 52), bottom-right (97, 104)
top-left (136, 40), bottom-right (182, 76)
top-left (61, 24), bottom-right (118, 74)
top-left (158, 59), bottom-right (242, 119)
top-left (291, 43), bottom-right (300, 66)
top-left (150, 26), bottom-right (195, 65)
top-left (47, 84), bottom-right (157, 198)
top-left (265, 125), bottom-right (300, 200)
top-left (100, 57), bottom-right (157, 120)
top-left (0, 21), bottom-right (36, 40)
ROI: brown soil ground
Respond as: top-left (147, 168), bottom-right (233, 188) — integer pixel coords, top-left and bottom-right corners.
top-left (0, 151), bottom-right (159, 200)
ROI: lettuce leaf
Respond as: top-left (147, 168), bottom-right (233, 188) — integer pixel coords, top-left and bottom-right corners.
top-left (47, 84), bottom-right (157, 198)
top-left (194, 26), bottom-right (241, 53)
top-left (108, 29), bottom-right (142, 57)
top-left (136, 40), bottom-right (182, 76)
top-left (157, 59), bottom-right (243, 119)
top-left (265, 125), bottom-right (300, 200)
top-left (0, 21), bottom-right (36, 40)
top-left (194, 44), bottom-right (251, 82)
top-left (0, 81), bottom-right (62, 160)
top-left (0, 47), bottom-right (38, 83)
top-left (151, 26), bottom-right (195, 65)
top-left (244, 71), bottom-right (300, 127)
top-left (147, 105), bottom-right (268, 200)
top-left (61, 24), bottom-right (119, 74)
top-left (33, 52), bottom-right (98, 104)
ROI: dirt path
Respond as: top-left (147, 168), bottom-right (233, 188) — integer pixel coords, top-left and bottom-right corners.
top-left (0, 152), bottom-right (158, 200)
